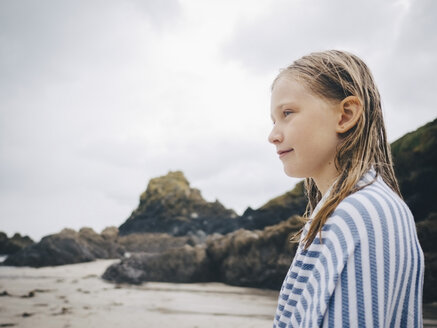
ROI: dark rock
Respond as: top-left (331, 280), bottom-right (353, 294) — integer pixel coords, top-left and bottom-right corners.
top-left (423, 252), bottom-right (437, 304)
top-left (417, 212), bottom-right (437, 253)
top-left (206, 216), bottom-right (304, 289)
top-left (100, 226), bottom-right (119, 241)
top-left (0, 232), bottom-right (34, 255)
top-left (390, 118), bottom-right (437, 304)
top-left (102, 216), bottom-right (303, 288)
top-left (2, 225), bottom-right (202, 268)
top-left (118, 171), bottom-right (239, 236)
top-left (21, 291), bottom-right (35, 298)
top-left (77, 227), bottom-right (124, 259)
top-left (239, 181), bottom-right (306, 230)
top-left (117, 233), bottom-right (191, 253)
top-left (416, 212), bottom-right (437, 303)
top-left (186, 230), bottom-right (208, 245)
top-left (102, 244), bottom-right (215, 284)
top-left (3, 228), bottom-right (124, 267)
top-left (391, 118), bottom-right (437, 222)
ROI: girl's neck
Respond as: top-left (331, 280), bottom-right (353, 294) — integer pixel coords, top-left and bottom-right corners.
top-left (313, 161), bottom-right (340, 197)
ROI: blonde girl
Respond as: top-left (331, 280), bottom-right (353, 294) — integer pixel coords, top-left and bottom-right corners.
top-left (269, 50), bottom-right (424, 327)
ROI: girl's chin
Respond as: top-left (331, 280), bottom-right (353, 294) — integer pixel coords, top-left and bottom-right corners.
top-left (283, 168), bottom-right (299, 178)
top-left (283, 166), bottom-right (307, 179)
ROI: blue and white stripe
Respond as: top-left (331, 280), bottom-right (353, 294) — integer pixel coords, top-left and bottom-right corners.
top-left (273, 168), bottom-right (424, 327)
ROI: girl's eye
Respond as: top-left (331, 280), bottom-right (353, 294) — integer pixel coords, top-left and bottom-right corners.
top-left (284, 110), bottom-right (294, 117)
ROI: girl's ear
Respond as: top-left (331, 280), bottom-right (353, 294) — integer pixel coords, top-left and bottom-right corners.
top-left (336, 96), bottom-right (363, 133)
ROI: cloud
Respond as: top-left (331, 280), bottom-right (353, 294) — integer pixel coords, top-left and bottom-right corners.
top-left (222, 0), bottom-right (404, 74)
top-left (0, 0), bottom-right (180, 95)
top-left (378, 0), bottom-right (437, 112)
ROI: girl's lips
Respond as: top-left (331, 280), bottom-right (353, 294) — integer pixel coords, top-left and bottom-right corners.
top-left (278, 149), bottom-right (294, 158)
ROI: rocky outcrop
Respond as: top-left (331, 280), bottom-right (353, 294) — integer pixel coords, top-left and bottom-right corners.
top-left (2, 226), bottom-right (200, 267)
top-left (391, 117), bottom-right (437, 222)
top-left (416, 212), bottom-right (437, 303)
top-left (102, 216), bottom-right (304, 288)
top-left (118, 170), bottom-right (306, 238)
top-left (117, 233), bottom-right (192, 253)
top-left (390, 118), bottom-right (437, 304)
top-left (102, 244), bottom-right (215, 284)
top-left (239, 181), bottom-right (306, 230)
top-left (3, 227), bottom-right (124, 267)
top-left (118, 171), bottom-right (239, 236)
top-left (205, 216), bottom-right (303, 289)
top-left (0, 232), bottom-right (34, 255)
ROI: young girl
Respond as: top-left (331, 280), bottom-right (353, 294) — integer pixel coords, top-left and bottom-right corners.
top-left (269, 50), bottom-right (424, 327)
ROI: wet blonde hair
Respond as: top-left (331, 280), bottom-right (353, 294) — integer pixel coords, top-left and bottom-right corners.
top-left (272, 50), bottom-right (402, 249)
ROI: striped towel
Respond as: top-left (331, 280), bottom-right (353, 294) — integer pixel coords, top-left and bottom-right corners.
top-left (273, 167), bottom-right (424, 327)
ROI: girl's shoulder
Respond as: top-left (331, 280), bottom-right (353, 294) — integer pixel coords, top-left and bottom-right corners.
top-left (335, 173), bottom-right (408, 218)
top-left (328, 172), bottom-right (414, 241)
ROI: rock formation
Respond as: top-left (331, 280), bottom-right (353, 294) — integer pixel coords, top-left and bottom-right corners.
top-left (102, 244), bottom-right (215, 284)
top-left (117, 233), bottom-right (193, 253)
top-left (206, 216), bottom-right (303, 289)
top-left (390, 118), bottom-right (437, 303)
top-left (102, 216), bottom-right (304, 288)
top-left (3, 227), bottom-right (124, 267)
top-left (391, 117), bottom-right (437, 222)
top-left (3, 226), bottom-right (197, 267)
top-left (118, 171), bottom-right (239, 236)
top-left (0, 232), bottom-right (34, 255)
top-left (239, 181), bottom-right (306, 230)
top-left (416, 212), bottom-right (437, 303)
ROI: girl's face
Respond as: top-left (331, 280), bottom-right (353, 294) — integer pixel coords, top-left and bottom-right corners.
top-left (269, 76), bottom-right (341, 190)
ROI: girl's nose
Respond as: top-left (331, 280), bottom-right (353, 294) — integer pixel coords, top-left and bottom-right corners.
top-left (268, 126), bottom-right (282, 144)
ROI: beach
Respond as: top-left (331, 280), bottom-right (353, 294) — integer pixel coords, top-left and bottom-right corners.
top-left (1, 259), bottom-right (436, 327)
top-left (0, 259), bottom-right (278, 328)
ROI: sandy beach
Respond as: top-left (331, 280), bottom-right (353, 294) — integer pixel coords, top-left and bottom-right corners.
top-left (1, 259), bottom-right (436, 327)
top-left (0, 259), bottom-right (279, 328)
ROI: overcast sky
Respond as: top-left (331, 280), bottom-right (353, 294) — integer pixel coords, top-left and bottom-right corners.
top-left (1, 0), bottom-right (436, 241)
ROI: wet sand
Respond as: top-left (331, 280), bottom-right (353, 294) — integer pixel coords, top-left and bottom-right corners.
top-left (1, 259), bottom-right (436, 327)
top-left (0, 259), bottom-right (278, 328)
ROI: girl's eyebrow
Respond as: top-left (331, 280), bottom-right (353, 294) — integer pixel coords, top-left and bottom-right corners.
top-left (275, 102), bottom-right (299, 111)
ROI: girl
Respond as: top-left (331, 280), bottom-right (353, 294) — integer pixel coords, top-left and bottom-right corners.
top-left (269, 50), bottom-right (424, 327)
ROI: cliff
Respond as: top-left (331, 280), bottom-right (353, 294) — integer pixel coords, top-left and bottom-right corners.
top-left (391, 117), bottom-right (437, 222)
